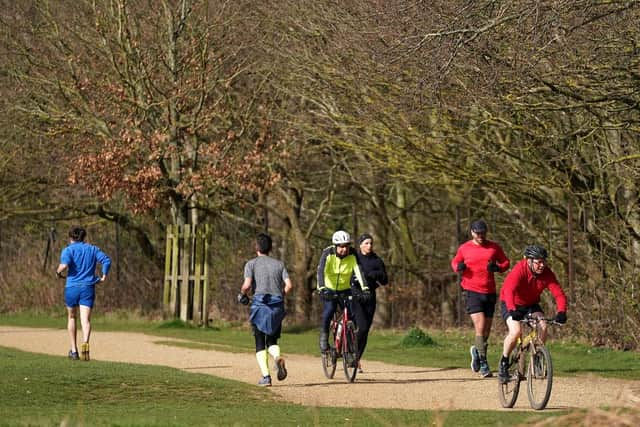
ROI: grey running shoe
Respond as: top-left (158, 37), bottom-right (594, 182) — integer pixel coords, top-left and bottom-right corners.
top-left (258, 375), bottom-right (272, 387)
top-left (275, 357), bottom-right (287, 381)
top-left (68, 350), bottom-right (80, 360)
top-left (470, 346), bottom-right (480, 373)
top-left (479, 358), bottom-right (493, 378)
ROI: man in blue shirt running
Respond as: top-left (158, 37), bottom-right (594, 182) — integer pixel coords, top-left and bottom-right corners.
top-left (56, 226), bottom-right (111, 361)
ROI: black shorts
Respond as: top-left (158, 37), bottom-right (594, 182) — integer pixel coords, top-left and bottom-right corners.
top-left (500, 301), bottom-right (544, 321)
top-left (464, 290), bottom-right (497, 317)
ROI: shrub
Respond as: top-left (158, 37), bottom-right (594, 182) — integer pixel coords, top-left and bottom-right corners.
top-left (402, 327), bottom-right (435, 347)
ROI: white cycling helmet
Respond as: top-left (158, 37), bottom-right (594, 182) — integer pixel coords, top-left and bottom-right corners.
top-left (332, 230), bottom-right (351, 245)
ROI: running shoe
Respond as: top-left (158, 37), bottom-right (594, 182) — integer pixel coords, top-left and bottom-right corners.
top-left (479, 357), bottom-right (492, 378)
top-left (258, 375), bottom-right (272, 387)
top-left (275, 357), bottom-right (287, 381)
top-left (68, 350), bottom-right (80, 360)
top-left (470, 346), bottom-right (480, 373)
top-left (81, 342), bottom-right (90, 361)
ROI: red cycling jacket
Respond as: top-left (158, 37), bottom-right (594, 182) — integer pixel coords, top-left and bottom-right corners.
top-left (500, 258), bottom-right (567, 312)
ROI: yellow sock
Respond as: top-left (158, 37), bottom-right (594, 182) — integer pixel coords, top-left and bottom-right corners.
top-left (256, 350), bottom-right (269, 376)
top-left (267, 345), bottom-right (281, 361)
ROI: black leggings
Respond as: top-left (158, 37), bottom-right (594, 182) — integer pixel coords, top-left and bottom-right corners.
top-left (253, 327), bottom-right (279, 352)
top-left (351, 294), bottom-right (376, 360)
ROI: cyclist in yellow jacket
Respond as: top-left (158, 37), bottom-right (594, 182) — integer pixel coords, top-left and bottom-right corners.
top-left (317, 230), bottom-right (368, 353)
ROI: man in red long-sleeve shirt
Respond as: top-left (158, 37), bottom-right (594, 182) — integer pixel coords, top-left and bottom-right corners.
top-left (451, 219), bottom-right (510, 377)
top-left (498, 244), bottom-right (568, 383)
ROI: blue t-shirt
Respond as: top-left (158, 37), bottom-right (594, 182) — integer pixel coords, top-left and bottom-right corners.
top-left (60, 242), bottom-right (111, 287)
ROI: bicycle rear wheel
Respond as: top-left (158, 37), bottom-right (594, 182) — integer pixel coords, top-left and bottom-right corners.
top-left (342, 321), bottom-right (358, 382)
top-left (527, 345), bottom-right (553, 410)
top-left (499, 350), bottom-right (522, 408)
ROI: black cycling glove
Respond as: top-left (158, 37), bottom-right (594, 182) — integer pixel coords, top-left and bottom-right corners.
top-left (319, 287), bottom-right (334, 301)
top-left (554, 311), bottom-right (567, 324)
top-left (359, 289), bottom-right (372, 303)
top-left (237, 293), bottom-right (250, 305)
top-left (487, 261), bottom-right (500, 273)
top-left (509, 310), bottom-right (524, 321)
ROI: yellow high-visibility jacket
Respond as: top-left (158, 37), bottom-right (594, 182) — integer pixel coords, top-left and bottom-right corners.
top-left (316, 246), bottom-right (366, 292)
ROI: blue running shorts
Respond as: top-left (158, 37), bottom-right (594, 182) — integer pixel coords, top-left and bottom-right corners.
top-left (65, 285), bottom-right (96, 308)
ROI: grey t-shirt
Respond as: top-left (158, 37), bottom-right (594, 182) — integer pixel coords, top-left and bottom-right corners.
top-left (243, 255), bottom-right (289, 297)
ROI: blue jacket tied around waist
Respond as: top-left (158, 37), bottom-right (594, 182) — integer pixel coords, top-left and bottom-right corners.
top-left (249, 294), bottom-right (286, 335)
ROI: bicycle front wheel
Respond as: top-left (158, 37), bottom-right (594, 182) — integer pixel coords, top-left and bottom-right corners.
top-left (499, 351), bottom-right (522, 408)
top-left (322, 346), bottom-right (337, 379)
top-left (342, 321), bottom-right (358, 382)
top-left (322, 323), bottom-right (338, 379)
top-left (527, 345), bottom-right (553, 410)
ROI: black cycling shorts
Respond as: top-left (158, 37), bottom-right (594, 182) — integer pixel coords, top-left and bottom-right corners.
top-left (499, 301), bottom-right (544, 321)
top-left (464, 290), bottom-right (497, 317)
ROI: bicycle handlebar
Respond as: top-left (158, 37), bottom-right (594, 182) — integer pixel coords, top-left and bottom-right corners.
top-left (317, 290), bottom-right (353, 302)
top-left (519, 315), bottom-right (563, 326)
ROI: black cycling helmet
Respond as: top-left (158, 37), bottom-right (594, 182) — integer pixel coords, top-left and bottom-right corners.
top-left (470, 219), bottom-right (488, 233)
top-left (524, 244), bottom-right (548, 260)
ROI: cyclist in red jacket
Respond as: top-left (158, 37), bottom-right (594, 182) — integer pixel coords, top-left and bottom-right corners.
top-left (451, 219), bottom-right (510, 377)
top-left (498, 244), bottom-right (567, 383)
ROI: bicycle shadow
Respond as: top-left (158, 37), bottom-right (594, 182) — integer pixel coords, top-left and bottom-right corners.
top-left (292, 374), bottom-right (492, 388)
top-left (182, 365), bottom-right (233, 370)
top-left (564, 368), bottom-right (638, 375)
top-left (357, 367), bottom-right (457, 375)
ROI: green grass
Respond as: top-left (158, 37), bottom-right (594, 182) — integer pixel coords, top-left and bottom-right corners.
top-left (2, 311), bottom-right (640, 380)
top-left (0, 346), bottom-right (561, 427)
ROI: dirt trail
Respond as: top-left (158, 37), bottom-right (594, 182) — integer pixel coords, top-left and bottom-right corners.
top-left (1, 326), bottom-right (638, 411)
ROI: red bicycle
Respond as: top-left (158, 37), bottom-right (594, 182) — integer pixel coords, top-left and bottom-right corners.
top-left (321, 292), bottom-right (359, 382)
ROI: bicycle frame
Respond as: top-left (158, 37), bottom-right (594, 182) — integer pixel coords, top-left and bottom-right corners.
top-left (332, 296), bottom-right (351, 352)
top-left (519, 317), bottom-right (546, 349)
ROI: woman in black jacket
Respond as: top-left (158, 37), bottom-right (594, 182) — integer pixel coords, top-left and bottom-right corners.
top-left (351, 233), bottom-right (389, 372)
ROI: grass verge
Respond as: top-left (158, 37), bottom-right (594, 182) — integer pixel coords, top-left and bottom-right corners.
top-left (0, 346), bottom-right (562, 427)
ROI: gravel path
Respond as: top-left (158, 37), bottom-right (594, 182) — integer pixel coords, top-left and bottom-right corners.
top-left (1, 326), bottom-right (638, 411)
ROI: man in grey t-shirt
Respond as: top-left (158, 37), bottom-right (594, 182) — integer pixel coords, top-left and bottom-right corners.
top-left (239, 233), bottom-right (293, 387)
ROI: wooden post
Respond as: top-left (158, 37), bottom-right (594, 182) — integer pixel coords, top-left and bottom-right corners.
top-left (179, 225), bottom-right (191, 322)
top-left (171, 225), bottom-right (180, 316)
top-left (163, 224), bottom-right (211, 325)
top-left (201, 224), bottom-right (210, 327)
top-left (163, 225), bottom-right (172, 310)
top-left (193, 228), bottom-right (202, 325)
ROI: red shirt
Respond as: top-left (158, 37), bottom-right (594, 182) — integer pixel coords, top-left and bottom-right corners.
top-left (500, 259), bottom-right (567, 312)
top-left (451, 240), bottom-right (510, 293)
